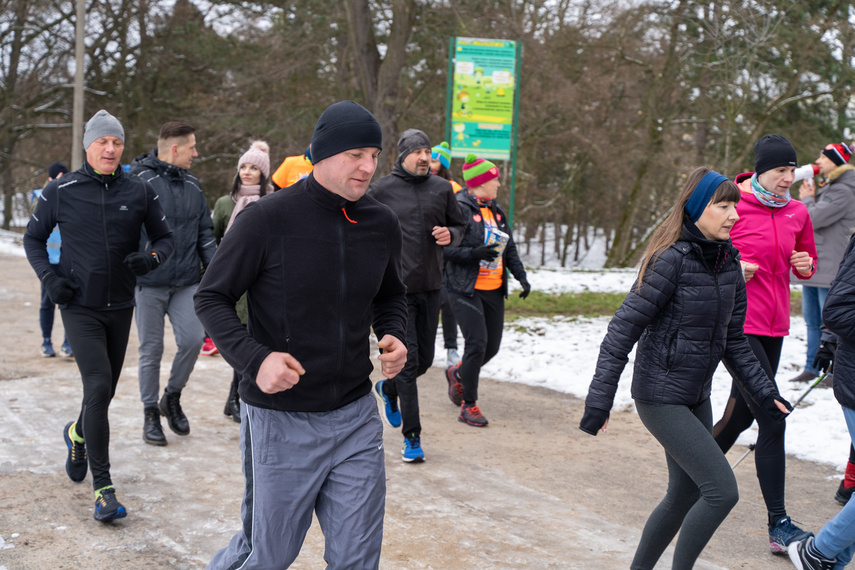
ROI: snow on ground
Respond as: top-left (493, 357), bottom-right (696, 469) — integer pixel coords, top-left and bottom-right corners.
top-left (2, 231), bottom-right (847, 471)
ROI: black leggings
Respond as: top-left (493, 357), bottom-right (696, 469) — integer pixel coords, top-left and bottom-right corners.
top-left (440, 287), bottom-right (458, 350)
top-left (449, 288), bottom-right (504, 405)
top-left (713, 334), bottom-right (787, 520)
top-left (61, 305), bottom-right (134, 491)
top-left (633, 399), bottom-right (739, 570)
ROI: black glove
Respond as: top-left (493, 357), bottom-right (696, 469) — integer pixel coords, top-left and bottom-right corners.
top-left (813, 340), bottom-right (837, 374)
top-left (519, 277), bottom-right (531, 299)
top-left (123, 252), bottom-right (161, 276)
top-left (471, 244), bottom-right (499, 262)
top-left (579, 405), bottom-right (610, 436)
top-left (42, 272), bottom-right (79, 305)
top-left (762, 395), bottom-right (793, 423)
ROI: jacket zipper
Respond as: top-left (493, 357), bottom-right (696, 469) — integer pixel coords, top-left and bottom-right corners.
top-left (333, 212), bottom-right (346, 407)
top-left (102, 182), bottom-right (112, 306)
top-left (770, 210), bottom-right (778, 336)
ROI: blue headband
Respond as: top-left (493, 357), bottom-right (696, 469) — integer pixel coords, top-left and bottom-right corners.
top-left (684, 171), bottom-right (729, 222)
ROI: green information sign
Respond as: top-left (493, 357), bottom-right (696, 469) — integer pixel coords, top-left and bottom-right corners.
top-left (448, 37), bottom-right (518, 160)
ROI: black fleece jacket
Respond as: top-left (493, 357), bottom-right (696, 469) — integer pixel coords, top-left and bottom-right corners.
top-left (368, 158), bottom-right (465, 293)
top-left (194, 173), bottom-right (408, 413)
top-left (24, 160), bottom-right (174, 310)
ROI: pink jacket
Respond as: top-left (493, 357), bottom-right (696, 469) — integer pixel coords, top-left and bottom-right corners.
top-left (730, 190), bottom-right (817, 337)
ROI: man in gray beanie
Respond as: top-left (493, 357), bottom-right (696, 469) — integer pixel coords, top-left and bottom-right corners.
top-left (196, 100), bottom-right (407, 568)
top-left (24, 109), bottom-right (174, 523)
top-left (368, 128), bottom-right (466, 463)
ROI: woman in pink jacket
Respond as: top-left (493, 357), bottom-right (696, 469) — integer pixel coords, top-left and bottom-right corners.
top-left (713, 135), bottom-right (818, 556)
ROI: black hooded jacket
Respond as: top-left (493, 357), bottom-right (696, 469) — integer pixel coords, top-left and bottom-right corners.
top-left (821, 234), bottom-right (855, 410)
top-left (368, 156), bottom-right (465, 293)
top-left (443, 190), bottom-right (527, 297)
top-left (585, 223), bottom-right (778, 412)
top-left (24, 160), bottom-right (174, 310)
top-left (130, 151), bottom-right (216, 288)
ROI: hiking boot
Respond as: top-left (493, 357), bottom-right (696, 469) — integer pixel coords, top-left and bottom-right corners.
top-left (60, 340), bottom-right (73, 358)
top-left (143, 406), bottom-right (167, 446)
top-left (200, 337), bottom-right (218, 356)
top-left (446, 363), bottom-right (463, 406)
top-left (373, 380), bottom-right (401, 428)
top-left (94, 487), bottom-right (127, 522)
top-left (159, 390), bottom-right (190, 435)
top-left (402, 435), bottom-right (425, 463)
top-left (769, 515), bottom-right (813, 554)
top-left (63, 421), bottom-right (87, 483)
top-left (41, 338), bottom-right (55, 357)
top-left (224, 394), bottom-right (241, 423)
top-left (790, 370), bottom-right (818, 383)
top-left (446, 348), bottom-right (461, 368)
top-left (835, 480), bottom-right (854, 505)
top-left (788, 535), bottom-right (836, 570)
top-left (459, 403), bottom-right (488, 427)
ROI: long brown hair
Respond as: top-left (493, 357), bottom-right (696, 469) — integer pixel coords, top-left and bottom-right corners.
top-left (636, 166), bottom-right (740, 290)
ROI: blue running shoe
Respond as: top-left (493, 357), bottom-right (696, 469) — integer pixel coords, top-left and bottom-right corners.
top-left (402, 435), bottom-right (424, 463)
top-left (60, 340), bottom-right (73, 358)
top-left (769, 516), bottom-right (812, 554)
top-left (41, 339), bottom-right (55, 358)
top-left (94, 487), bottom-right (127, 522)
top-left (373, 380), bottom-right (401, 428)
top-left (63, 421), bottom-right (87, 483)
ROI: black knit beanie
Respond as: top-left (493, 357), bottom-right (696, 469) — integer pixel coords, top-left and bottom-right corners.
top-left (48, 162), bottom-right (68, 179)
top-left (754, 134), bottom-right (797, 176)
top-left (310, 101), bottom-right (383, 165)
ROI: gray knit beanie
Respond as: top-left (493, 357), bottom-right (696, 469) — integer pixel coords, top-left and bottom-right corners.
top-left (83, 110), bottom-right (124, 150)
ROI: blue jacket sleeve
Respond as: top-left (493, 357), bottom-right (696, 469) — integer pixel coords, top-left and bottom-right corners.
top-left (824, 236), bottom-right (855, 343)
top-left (143, 184), bottom-right (174, 262)
top-left (23, 182), bottom-right (58, 281)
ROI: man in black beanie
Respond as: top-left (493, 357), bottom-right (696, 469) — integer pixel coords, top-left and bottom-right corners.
top-left (368, 128), bottom-right (465, 462)
top-left (196, 100), bottom-right (408, 568)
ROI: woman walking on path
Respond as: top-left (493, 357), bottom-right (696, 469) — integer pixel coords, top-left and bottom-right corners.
top-left (711, 135), bottom-right (817, 554)
top-left (580, 166), bottom-right (793, 570)
top-left (211, 140), bottom-right (273, 422)
top-left (443, 154), bottom-right (530, 427)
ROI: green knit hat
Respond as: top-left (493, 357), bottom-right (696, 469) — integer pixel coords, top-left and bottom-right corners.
top-left (462, 153), bottom-right (499, 188)
top-left (431, 141), bottom-right (451, 169)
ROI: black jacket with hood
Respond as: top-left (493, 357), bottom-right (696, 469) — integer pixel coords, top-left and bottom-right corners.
top-left (368, 135), bottom-right (465, 294)
top-left (443, 190), bottom-right (527, 297)
top-left (131, 150), bottom-right (216, 288)
top-left (584, 224), bottom-right (780, 418)
top-left (24, 160), bottom-right (174, 310)
top-left (821, 234), bottom-right (855, 410)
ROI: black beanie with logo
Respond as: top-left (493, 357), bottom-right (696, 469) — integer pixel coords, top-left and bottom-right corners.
top-left (754, 134), bottom-right (797, 176)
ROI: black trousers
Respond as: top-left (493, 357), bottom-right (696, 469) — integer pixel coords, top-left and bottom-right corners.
top-left (61, 305), bottom-right (134, 491)
top-left (449, 287), bottom-right (505, 405)
top-left (713, 334), bottom-right (787, 519)
top-left (439, 287), bottom-right (458, 350)
top-left (383, 290), bottom-right (441, 438)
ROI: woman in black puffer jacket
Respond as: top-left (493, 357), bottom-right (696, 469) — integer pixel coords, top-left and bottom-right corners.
top-left (579, 166), bottom-right (793, 570)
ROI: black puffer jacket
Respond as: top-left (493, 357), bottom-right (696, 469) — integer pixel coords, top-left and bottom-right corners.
top-left (585, 224), bottom-right (778, 413)
top-left (131, 151), bottom-right (216, 288)
top-left (24, 160), bottom-right (174, 310)
top-left (443, 190), bottom-right (526, 297)
top-left (821, 234), bottom-right (855, 410)
top-left (368, 158), bottom-right (465, 293)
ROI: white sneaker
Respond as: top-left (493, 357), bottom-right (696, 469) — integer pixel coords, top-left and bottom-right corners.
top-left (446, 348), bottom-right (461, 367)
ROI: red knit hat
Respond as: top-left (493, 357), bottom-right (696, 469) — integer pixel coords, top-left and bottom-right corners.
top-left (462, 153), bottom-right (500, 188)
top-left (822, 142), bottom-right (852, 167)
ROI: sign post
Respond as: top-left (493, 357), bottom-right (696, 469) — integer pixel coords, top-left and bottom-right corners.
top-left (445, 37), bottom-right (521, 228)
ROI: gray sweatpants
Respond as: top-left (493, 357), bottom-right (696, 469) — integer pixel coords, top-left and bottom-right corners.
top-left (632, 399), bottom-right (739, 570)
top-left (208, 393), bottom-right (386, 569)
top-left (135, 284), bottom-right (204, 407)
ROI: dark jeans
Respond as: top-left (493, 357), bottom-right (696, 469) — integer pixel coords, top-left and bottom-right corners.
top-left (713, 334), bottom-right (787, 519)
top-left (440, 287), bottom-right (458, 350)
top-left (633, 399), bottom-right (739, 570)
top-left (449, 287), bottom-right (504, 405)
top-left (61, 305), bottom-right (134, 491)
top-left (40, 282), bottom-right (55, 339)
top-left (383, 290), bottom-right (441, 438)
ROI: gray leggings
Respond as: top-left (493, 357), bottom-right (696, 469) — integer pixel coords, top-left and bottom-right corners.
top-left (632, 399), bottom-right (739, 570)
